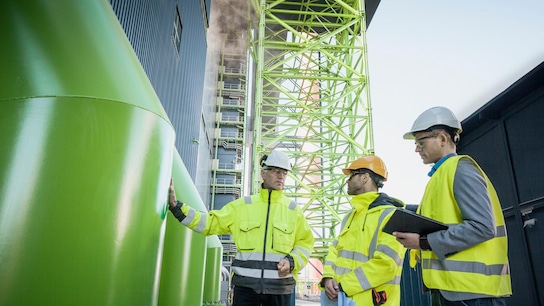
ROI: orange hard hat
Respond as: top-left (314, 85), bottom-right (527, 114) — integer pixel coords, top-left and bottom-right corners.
top-left (342, 155), bottom-right (388, 181)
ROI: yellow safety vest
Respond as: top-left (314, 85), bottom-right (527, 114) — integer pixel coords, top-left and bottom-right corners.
top-left (419, 155), bottom-right (511, 297)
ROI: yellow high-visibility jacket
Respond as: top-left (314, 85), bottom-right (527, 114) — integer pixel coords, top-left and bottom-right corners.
top-left (321, 192), bottom-right (406, 305)
top-left (180, 188), bottom-right (314, 295)
top-left (419, 155), bottom-right (511, 297)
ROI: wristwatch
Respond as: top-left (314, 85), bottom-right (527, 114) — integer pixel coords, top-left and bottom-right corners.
top-left (419, 236), bottom-right (431, 250)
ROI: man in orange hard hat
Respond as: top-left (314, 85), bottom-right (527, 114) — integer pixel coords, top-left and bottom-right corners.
top-left (320, 155), bottom-right (406, 305)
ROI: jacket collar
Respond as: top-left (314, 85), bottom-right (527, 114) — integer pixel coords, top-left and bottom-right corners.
top-left (259, 187), bottom-right (284, 203)
top-left (350, 191), bottom-right (380, 212)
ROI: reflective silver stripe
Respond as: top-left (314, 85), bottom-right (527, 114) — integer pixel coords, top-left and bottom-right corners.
top-left (331, 264), bottom-right (399, 288)
top-left (338, 249), bottom-right (369, 263)
top-left (291, 251), bottom-right (303, 268)
top-left (181, 208), bottom-right (195, 225)
top-left (332, 239), bottom-right (338, 248)
top-left (339, 212), bottom-right (353, 231)
top-left (233, 252), bottom-right (293, 279)
top-left (331, 262), bottom-right (400, 286)
top-left (496, 225), bottom-right (507, 237)
top-left (244, 196), bottom-right (252, 204)
top-left (376, 244), bottom-right (403, 266)
top-left (236, 252), bottom-right (284, 262)
top-left (181, 207), bottom-right (207, 233)
top-left (422, 258), bottom-right (511, 276)
top-left (354, 266), bottom-right (372, 290)
top-left (232, 266), bottom-right (292, 279)
top-left (335, 245), bottom-right (402, 274)
top-left (293, 246), bottom-right (311, 259)
top-left (369, 208), bottom-right (394, 257)
top-left (291, 245), bottom-right (312, 268)
top-left (289, 200), bottom-right (297, 210)
top-left (386, 275), bottom-right (401, 285)
top-left (330, 264), bottom-right (352, 276)
top-left (291, 246), bottom-right (310, 268)
top-left (181, 207), bottom-right (208, 233)
top-left (195, 212), bottom-right (207, 232)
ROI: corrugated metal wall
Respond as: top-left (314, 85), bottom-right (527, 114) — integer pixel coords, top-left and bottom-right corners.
top-left (400, 257), bottom-right (430, 306)
top-left (400, 205), bottom-right (431, 306)
top-left (109, 0), bottom-right (211, 192)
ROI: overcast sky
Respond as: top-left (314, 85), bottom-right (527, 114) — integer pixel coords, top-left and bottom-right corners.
top-left (366, 0), bottom-right (544, 204)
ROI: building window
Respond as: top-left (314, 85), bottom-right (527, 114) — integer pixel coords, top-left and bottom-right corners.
top-left (172, 6), bottom-right (183, 54)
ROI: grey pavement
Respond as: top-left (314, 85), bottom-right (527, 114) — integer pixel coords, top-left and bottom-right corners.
top-left (295, 297), bottom-right (321, 305)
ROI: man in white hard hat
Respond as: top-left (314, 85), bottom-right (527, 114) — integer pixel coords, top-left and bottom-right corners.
top-left (394, 106), bottom-right (512, 306)
top-left (168, 150), bottom-right (314, 306)
top-left (320, 155), bottom-right (406, 306)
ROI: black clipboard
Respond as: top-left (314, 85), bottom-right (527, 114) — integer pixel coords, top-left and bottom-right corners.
top-left (382, 208), bottom-right (448, 235)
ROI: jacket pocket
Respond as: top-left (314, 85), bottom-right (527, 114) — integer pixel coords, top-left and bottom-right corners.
top-left (336, 226), bottom-right (356, 252)
top-left (237, 221), bottom-right (261, 250)
top-left (272, 223), bottom-right (295, 253)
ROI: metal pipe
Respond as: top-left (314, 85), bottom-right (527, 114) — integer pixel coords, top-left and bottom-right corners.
top-left (0, 1), bottom-right (174, 305)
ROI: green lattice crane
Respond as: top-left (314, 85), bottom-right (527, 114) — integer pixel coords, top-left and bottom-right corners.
top-left (246, 0), bottom-right (375, 259)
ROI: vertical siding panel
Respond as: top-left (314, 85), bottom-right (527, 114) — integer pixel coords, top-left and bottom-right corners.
top-left (110, 0), bottom-right (209, 181)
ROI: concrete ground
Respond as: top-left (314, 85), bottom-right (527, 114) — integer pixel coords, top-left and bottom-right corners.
top-left (295, 297), bottom-right (321, 305)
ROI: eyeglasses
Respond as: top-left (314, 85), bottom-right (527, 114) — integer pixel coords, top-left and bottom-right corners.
top-left (264, 167), bottom-right (288, 177)
top-left (414, 133), bottom-right (439, 148)
top-left (348, 171), bottom-right (366, 180)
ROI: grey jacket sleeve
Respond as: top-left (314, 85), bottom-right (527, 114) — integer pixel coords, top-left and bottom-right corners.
top-left (428, 158), bottom-right (496, 260)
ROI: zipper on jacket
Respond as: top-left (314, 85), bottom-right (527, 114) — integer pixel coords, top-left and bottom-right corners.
top-left (260, 189), bottom-right (273, 293)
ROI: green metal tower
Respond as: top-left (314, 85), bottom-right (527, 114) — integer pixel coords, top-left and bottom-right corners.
top-left (248, 0), bottom-right (375, 259)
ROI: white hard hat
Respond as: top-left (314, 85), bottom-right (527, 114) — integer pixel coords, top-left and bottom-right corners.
top-left (260, 150), bottom-right (292, 171)
top-left (403, 106), bottom-right (462, 139)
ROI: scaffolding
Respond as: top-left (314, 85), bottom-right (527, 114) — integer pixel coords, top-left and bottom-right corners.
top-left (248, 0), bottom-right (374, 259)
top-left (212, 0), bottom-right (374, 260)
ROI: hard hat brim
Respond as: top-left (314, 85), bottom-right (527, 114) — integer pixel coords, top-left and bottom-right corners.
top-left (403, 131), bottom-right (416, 140)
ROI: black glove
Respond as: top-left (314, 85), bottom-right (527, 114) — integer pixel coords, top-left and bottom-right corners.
top-left (169, 201), bottom-right (187, 222)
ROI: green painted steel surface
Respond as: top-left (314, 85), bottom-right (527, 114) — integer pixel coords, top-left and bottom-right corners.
top-left (0, 99), bottom-right (174, 305)
top-left (203, 237), bottom-right (224, 304)
top-left (158, 151), bottom-right (207, 306)
top-left (0, 1), bottom-right (174, 305)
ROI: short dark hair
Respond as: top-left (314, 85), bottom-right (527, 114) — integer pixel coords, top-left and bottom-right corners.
top-left (425, 125), bottom-right (460, 144)
top-left (356, 169), bottom-right (385, 189)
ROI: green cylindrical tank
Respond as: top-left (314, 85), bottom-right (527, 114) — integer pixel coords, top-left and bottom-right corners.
top-left (203, 236), bottom-right (226, 306)
top-left (0, 1), bottom-right (174, 305)
top-left (158, 151), bottom-right (207, 306)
